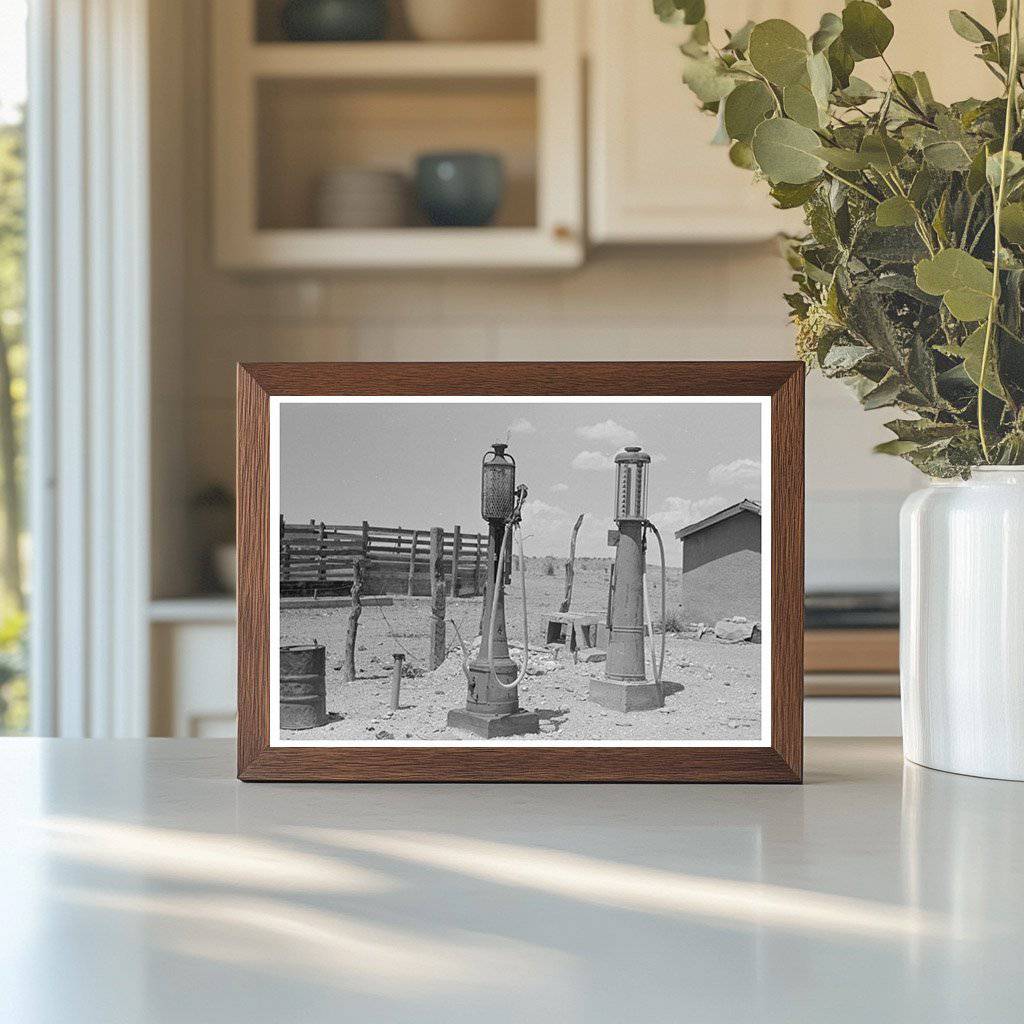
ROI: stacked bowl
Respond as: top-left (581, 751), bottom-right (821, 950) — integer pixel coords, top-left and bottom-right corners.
top-left (314, 167), bottom-right (409, 229)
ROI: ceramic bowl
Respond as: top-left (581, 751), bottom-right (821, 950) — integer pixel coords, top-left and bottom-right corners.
top-left (403, 0), bottom-right (533, 42)
top-left (281, 0), bottom-right (388, 42)
top-left (315, 168), bottom-right (409, 228)
top-left (415, 152), bottom-right (505, 228)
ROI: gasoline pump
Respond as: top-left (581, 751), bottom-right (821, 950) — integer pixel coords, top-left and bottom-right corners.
top-left (447, 442), bottom-right (540, 738)
top-left (590, 446), bottom-right (668, 713)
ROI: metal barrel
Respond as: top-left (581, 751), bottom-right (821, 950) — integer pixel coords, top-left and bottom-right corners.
top-left (280, 643), bottom-right (327, 730)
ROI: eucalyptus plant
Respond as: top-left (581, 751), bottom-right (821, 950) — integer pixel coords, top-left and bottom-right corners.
top-left (659, 0), bottom-right (1024, 475)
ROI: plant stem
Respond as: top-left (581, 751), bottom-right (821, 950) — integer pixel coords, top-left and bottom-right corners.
top-left (979, 0), bottom-right (1021, 463)
top-left (821, 167), bottom-right (879, 203)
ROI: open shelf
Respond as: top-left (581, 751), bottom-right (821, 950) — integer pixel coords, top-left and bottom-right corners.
top-left (257, 76), bottom-right (537, 232)
top-left (249, 42), bottom-right (544, 78)
top-left (254, 0), bottom-right (538, 45)
top-left (213, 0), bottom-right (581, 268)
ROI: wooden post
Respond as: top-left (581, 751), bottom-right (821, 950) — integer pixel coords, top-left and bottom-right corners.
top-left (317, 520), bottom-right (326, 586)
top-left (559, 513), bottom-right (585, 614)
top-left (451, 524), bottom-right (462, 598)
top-left (391, 653), bottom-right (405, 710)
top-left (474, 534), bottom-right (482, 596)
top-left (407, 530), bottom-right (419, 596)
top-left (429, 527), bottom-right (445, 670)
top-left (341, 560), bottom-right (363, 682)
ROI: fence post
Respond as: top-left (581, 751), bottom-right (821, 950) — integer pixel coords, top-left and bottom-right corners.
top-left (317, 521), bottom-right (326, 587)
top-left (391, 653), bottom-right (405, 710)
top-left (407, 530), bottom-right (419, 596)
top-left (429, 527), bottom-right (445, 670)
top-left (342, 559), bottom-right (363, 682)
top-left (451, 524), bottom-right (461, 598)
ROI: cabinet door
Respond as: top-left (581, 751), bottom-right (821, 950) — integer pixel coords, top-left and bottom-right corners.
top-left (588, 1), bottom-right (814, 243)
top-left (588, 1), bottom-right (1004, 245)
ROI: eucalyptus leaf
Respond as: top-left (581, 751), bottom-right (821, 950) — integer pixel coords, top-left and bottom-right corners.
top-left (842, 1), bottom-right (895, 60)
top-left (724, 81), bottom-right (775, 143)
top-left (807, 51), bottom-right (833, 111)
top-left (815, 146), bottom-right (872, 171)
top-left (912, 71), bottom-right (935, 105)
top-left (752, 117), bottom-right (827, 184)
top-left (862, 374), bottom-right (902, 409)
top-left (836, 76), bottom-right (877, 105)
top-left (748, 19), bottom-right (810, 87)
top-left (986, 150), bottom-right (1024, 190)
top-left (861, 133), bottom-right (906, 173)
top-left (770, 179), bottom-right (820, 209)
top-left (1000, 202), bottom-right (1024, 242)
top-left (915, 249), bottom-right (994, 321)
top-left (682, 55), bottom-right (737, 103)
top-left (783, 83), bottom-right (822, 129)
top-left (876, 196), bottom-right (918, 228)
top-left (827, 35), bottom-right (855, 89)
top-left (948, 10), bottom-right (993, 44)
top-left (923, 141), bottom-right (973, 171)
top-left (874, 438), bottom-right (921, 455)
top-left (729, 140), bottom-right (758, 170)
top-left (959, 324), bottom-right (1007, 398)
top-left (810, 12), bottom-right (843, 54)
top-left (724, 20), bottom-right (755, 53)
top-left (653, 0), bottom-right (705, 25)
top-left (967, 143), bottom-right (993, 193)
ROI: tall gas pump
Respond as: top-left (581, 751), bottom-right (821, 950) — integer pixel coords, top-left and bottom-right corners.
top-left (447, 442), bottom-right (540, 738)
top-left (590, 446), bottom-right (668, 712)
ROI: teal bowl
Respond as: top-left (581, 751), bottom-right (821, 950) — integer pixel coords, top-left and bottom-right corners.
top-left (281, 0), bottom-right (388, 42)
top-left (415, 152), bottom-right (505, 228)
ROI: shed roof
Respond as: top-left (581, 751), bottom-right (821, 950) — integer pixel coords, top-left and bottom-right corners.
top-left (674, 499), bottom-right (762, 540)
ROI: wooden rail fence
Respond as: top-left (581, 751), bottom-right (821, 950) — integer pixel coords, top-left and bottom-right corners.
top-left (280, 518), bottom-right (489, 599)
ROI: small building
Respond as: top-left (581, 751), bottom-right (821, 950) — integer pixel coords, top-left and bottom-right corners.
top-left (674, 499), bottom-right (761, 624)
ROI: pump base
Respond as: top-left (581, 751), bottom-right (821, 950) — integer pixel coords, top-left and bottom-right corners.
top-left (447, 708), bottom-right (540, 738)
top-left (589, 678), bottom-right (664, 713)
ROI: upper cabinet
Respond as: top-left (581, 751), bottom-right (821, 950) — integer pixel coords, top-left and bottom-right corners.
top-left (587, 0), bottom-right (815, 243)
top-left (586, 0), bottom-right (1001, 245)
top-left (211, 0), bottom-right (584, 269)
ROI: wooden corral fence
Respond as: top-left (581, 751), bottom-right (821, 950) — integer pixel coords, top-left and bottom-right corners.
top-left (280, 518), bottom-right (489, 599)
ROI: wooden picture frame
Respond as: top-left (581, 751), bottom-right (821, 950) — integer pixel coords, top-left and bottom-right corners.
top-left (237, 362), bottom-right (804, 782)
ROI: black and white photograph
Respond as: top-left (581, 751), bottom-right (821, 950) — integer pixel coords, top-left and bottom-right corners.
top-left (271, 397), bottom-right (770, 746)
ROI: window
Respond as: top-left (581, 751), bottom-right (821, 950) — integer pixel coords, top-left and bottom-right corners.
top-left (0, 0), bottom-right (28, 734)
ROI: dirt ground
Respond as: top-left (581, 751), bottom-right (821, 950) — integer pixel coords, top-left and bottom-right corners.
top-left (279, 564), bottom-right (762, 743)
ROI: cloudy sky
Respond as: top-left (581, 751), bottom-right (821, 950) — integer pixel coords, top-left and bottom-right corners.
top-left (278, 399), bottom-right (763, 559)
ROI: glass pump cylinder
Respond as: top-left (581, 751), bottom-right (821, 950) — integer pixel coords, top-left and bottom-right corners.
top-left (614, 447), bottom-right (651, 522)
top-left (481, 442), bottom-right (516, 522)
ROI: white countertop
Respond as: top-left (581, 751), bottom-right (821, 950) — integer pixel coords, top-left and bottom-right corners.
top-left (1, 738), bottom-right (1021, 1023)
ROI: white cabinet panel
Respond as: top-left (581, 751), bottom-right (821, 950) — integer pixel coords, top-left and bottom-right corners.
top-left (587, 1), bottom-right (1000, 244)
top-left (588, 1), bottom-right (812, 242)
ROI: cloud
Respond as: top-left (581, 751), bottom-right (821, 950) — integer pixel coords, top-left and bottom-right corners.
top-left (507, 418), bottom-right (535, 435)
top-left (646, 495), bottom-right (725, 537)
top-left (575, 420), bottom-right (638, 447)
top-left (571, 450), bottom-right (612, 471)
top-left (550, 483), bottom-right (569, 493)
top-left (708, 458), bottom-right (761, 487)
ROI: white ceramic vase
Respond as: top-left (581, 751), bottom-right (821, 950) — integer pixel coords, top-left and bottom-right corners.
top-left (900, 468), bottom-right (1024, 781)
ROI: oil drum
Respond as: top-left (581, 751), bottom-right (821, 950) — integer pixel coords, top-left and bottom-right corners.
top-left (280, 643), bottom-right (327, 730)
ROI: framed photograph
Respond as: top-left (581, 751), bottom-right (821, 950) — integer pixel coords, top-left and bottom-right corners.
top-left (237, 362), bottom-right (804, 782)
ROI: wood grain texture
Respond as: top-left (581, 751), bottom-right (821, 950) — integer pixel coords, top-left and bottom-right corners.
top-left (236, 361), bottom-right (805, 783)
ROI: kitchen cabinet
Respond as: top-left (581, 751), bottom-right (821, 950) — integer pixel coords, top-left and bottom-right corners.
top-left (211, 0), bottom-right (583, 269)
top-left (587, 0), bottom-right (999, 244)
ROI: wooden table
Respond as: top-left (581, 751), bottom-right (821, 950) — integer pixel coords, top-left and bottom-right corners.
top-left (2, 738), bottom-right (1021, 1022)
